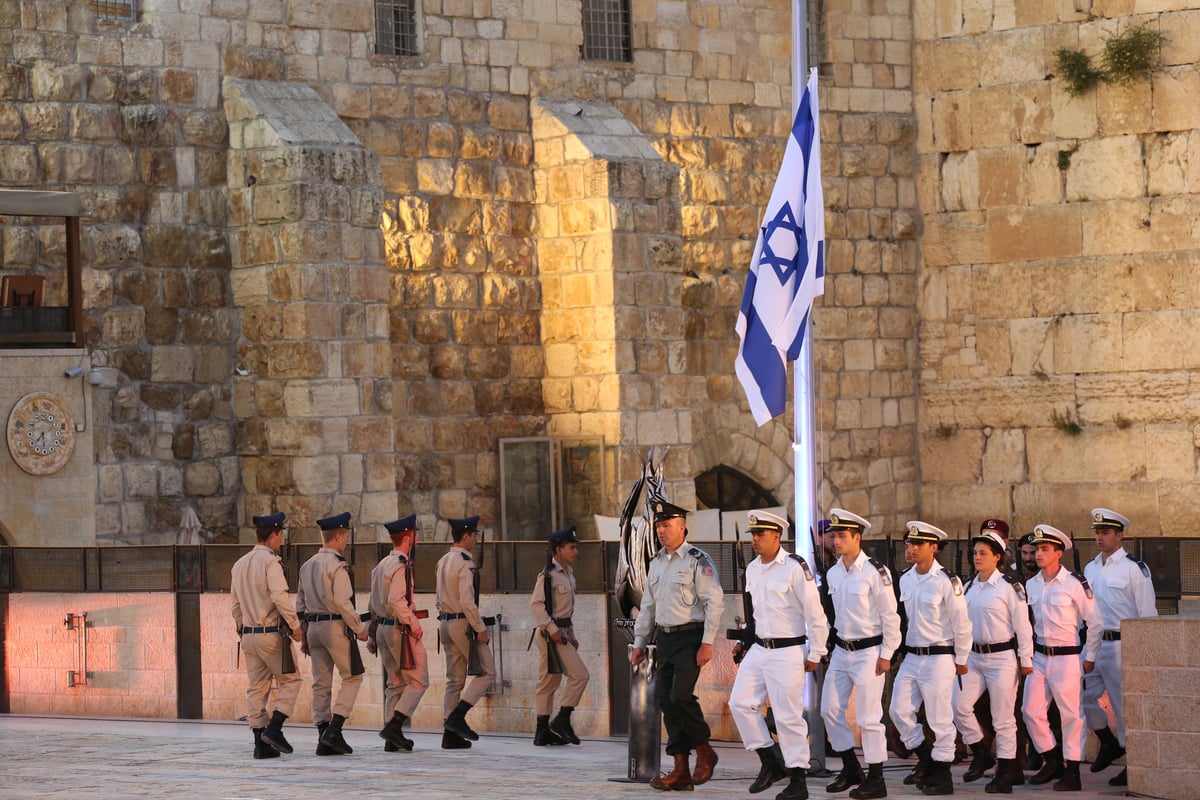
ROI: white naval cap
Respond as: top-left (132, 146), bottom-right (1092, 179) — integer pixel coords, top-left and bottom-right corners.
top-left (747, 510), bottom-right (788, 535)
top-left (904, 520), bottom-right (948, 543)
top-left (1090, 507), bottom-right (1130, 531)
top-left (1032, 524), bottom-right (1072, 550)
top-left (827, 508), bottom-right (871, 534)
top-left (973, 529), bottom-right (1008, 553)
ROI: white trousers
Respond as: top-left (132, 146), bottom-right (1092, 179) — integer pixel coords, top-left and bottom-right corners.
top-left (821, 645), bottom-right (888, 765)
top-left (1023, 651), bottom-right (1085, 761)
top-left (1081, 639), bottom-right (1123, 744)
top-left (729, 644), bottom-right (811, 768)
top-left (953, 650), bottom-right (1019, 757)
top-left (890, 652), bottom-right (957, 762)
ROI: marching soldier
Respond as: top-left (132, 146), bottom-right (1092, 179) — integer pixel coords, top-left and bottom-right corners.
top-left (1081, 508), bottom-right (1156, 787)
top-left (529, 526), bottom-right (590, 746)
top-left (1022, 524), bottom-right (1102, 791)
top-left (890, 521), bottom-right (972, 796)
top-left (435, 515), bottom-right (496, 749)
top-left (230, 512), bottom-right (303, 759)
top-left (630, 501), bottom-right (724, 792)
top-left (820, 508), bottom-right (902, 800)
top-left (368, 514), bottom-right (430, 752)
top-left (952, 520), bottom-right (1034, 794)
top-left (728, 510), bottom-right (829, 800)
top-left (297, 511), bottom-right (369, 755)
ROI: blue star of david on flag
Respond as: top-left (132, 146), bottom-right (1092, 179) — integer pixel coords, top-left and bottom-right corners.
top-left (761, 203), bottom-right (803, 285)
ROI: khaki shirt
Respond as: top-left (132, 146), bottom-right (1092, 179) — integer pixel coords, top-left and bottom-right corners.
top-left (230, 544), bottom-right (299, 630)
top-left (370, 550), bottom-right (418, 627)
top-left (296, 547), bottom-right (365, 635)
top-left (435, 546), bottom-right (485, 633)
top-left (530, 559), bottom-right (576, 637)
top-left (633, 544), bottom-right (724, 648)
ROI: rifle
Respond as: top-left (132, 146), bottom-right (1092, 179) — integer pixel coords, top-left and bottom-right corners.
top-left (398, 530), bottom-right (429, 671)
top-left (809, 524), bottom-right (836, 640)
top-left (467, 530), bottom-right (496, 676)
top-left (1071, 530), bottom-right (1087, 647)
top-left (725, 523), bottom-right (755, 663)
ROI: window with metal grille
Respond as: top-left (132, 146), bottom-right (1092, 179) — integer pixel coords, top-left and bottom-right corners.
top-left (90, 0), bottom-right (136, 20)
top-left (581, 0), bottom-right (632, 63)
top-left (376, 0), bottom-right (420, 57)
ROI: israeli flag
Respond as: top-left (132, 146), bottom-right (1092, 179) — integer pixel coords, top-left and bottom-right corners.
top-left (735, 69), bottom-right (825, 426)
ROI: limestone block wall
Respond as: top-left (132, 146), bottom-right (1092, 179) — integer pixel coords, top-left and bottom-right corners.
top-left (914, 5), bottom-right (1200, 533)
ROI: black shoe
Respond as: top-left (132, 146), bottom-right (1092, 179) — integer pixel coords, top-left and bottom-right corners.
top-left (253, 728), bottom-right (280, 760)
top-left (534, 715), bottom-right (566, 746)
top-left (985, 758), bottom-right (1015, 794)
top-left (776, 767), bottom-right (808, 800)
top-left (826, 750), bottom-right (865, 793)
top-left (445, 700), bottom-right (479, 741)
top-left (904, 742), bottom-right (933, 786)
top-left (921, 762), bottom-right (954, 796)
top-left (318, 714), bottom-right (353, 755)
top-left (848, 764), bottom-right (887, 800)
top-left (260, 711), bottom-right (294, 755)
top-left (379, 713), bottom-right (413, 750)
top-left (441, 729), bottom-right (472, 749)
top-left (750, 744), bottom-right (788, 794)
top-left (384, 740), bottom-right (400, 752)
top-left (315, 723), bottom-right (341, 756)
top-left (1030, 750), bottom-right (1064, 785)
top-left (963, 740), bottom-right (995, 782)
top-left (1109, 768), bottom-right (1127, 787)
top-left (1090, 727), bottom-right (1124, 773)
top-left (1052, 761), bottom-right (1081, 792)
top-left (1007, 757), bottom-right (1025, 787)
top-left (550, 707), bottom-right (580, 745)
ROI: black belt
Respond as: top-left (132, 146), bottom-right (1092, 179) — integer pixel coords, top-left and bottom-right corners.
top-left (657, 621), bottom-right (703, 634)
top-left (1101, 630), bottom-right (1121, 642)
top-left (305, 614), bottom-right (338, 622)
top-left (242, 625), bottom-right (279, 634)
top-left (377, 617), bottom-right (396, 626)
top-left (835, 634), bottom-right (884, 652)
top-left (904, 644), bottom-right (956, 656)
top-left (554, 617), bottom-right (573, 627)
top-left (439, 612), bottom-right (466, 620)
top-left (1035, 642), bottom-right (1082, 656)
top-left (755, 635), bottom-right (807, 649)
top-left (973, 638), bottom-right (1017, 654)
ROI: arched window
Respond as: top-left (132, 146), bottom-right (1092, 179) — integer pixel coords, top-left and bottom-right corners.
top-left (694, 465), bottom-right (779, 511)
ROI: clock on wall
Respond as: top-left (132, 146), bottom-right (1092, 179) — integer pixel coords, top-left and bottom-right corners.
top-left (6, 391), bottom-right (77, 476)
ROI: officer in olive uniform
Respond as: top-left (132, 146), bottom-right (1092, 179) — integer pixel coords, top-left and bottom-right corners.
top-left (630, 501), bottom-right (724, 792)
top-left (231, 512), bottom-right (303, 759)
top-left (1081, 508), bottom-right (1156, 787)
top-left (529, 526), bottom-right (590, 746)
top-left (297, 512), bottom-right (369, 755)
top-left (368, 514), bottom-right (430, 752)
top-left (435, 515), bottom-right (497, 749)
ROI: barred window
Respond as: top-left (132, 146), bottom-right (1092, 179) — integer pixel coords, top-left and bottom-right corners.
top-left (91, 0), bottom-right (136, 20)
top-left (581, 0), bottom-right (632, 63)
top-left (376, 0), bottom-right (420, 57)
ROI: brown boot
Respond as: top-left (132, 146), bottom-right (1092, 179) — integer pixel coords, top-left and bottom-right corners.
top-left (650, 753), bottom-right (694, 791)
top-left (692, 742), bottom-right (718, 785)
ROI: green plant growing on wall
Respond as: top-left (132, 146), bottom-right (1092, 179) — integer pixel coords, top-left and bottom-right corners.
top-left (1051, 408), bottom-right (1084, 436)
top-left (1054, 24), bottom-right (1167, 97)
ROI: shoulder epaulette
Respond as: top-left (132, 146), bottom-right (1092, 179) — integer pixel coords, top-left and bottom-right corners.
top-left (1001, 571), bottom-right (1027, 602)
top-left (867, 556), bottom-right (892, 587)
top-left (940, 566), bottom-right (963, 596)
top-left (396, 553), bottom-right (408, 563)
top-left (1134, 559), bottom-right (1151, 578)
top-left (1070, 570), bottom-right (1093, 599)
top-left (334, 552), bottom-right (347, 563)
top-left (461, 552), bottom-right (471, 561)
top-left (788, 553), bottom-right (815, 581)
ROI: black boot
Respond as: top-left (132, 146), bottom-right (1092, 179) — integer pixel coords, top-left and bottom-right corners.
top-left (826, 749), bottom-right (865, 792)
top-left (550, 706), bottom-right (580, 745)
top-left (904, 742), bottom-right (933, 786)
top-left (1090, 726), bottom-right (1124, 772)
top-left (1029, 748), bottom-right (1063, 785)
top-left (985, 758), bottom-right (1015, 794)
top-left (379, 712), bottom-right (413, 751)
top-left (315, 722), bottom-right (340, 756)
top-left (1053, 760), bottom-right (1081, 791)
top-left (777, 767), bottom-right (808, 800)
top-left (750, 743), bottom-right (788, 793)
top-left (1109, 768), bottom-right (1127, 786)
top-left (444, 700), bottom-right (479, 741)
top-left (253, 727), bottom-right (279, 759)
top-left (1006, 755), bottom-right (1025, 786)
top-left (921, 761), bottom-right (954, 796)
top-left (848, 763), bottom-right (887, 800)
top-left (318, 714), bottom-right (353, 755)
top-left (260, 710), bottom-right (293, 755)
top-left (534, 715), bottom-right (566, 746)
top-left (963, 739), bottom-right (995, 782)
top-left (441, 728), bottom-right (472, 749)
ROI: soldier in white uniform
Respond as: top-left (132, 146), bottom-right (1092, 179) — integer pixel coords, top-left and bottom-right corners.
top-left (1081, 508), bottom-right (1156, 787)
top-left (728, 510), bottom-right (829, 800)
top-left (435, 515), bottom-right (497, 749)
top-left (368, 514), bottom-right (429, 752)
top-left (630, 501), bottom-right (724, 792)
top-left (1022, 524), bottom-right (1102, 792)
top-left (529, 526), bottom-right (590, 746)
top-left (890, 521), bottom-right (972, 796)
top-left (297, 511), bottom-right (370, 756)
top-left (230, 512), bottom-right (303, 759)
top-left (820, 508), bottom-right (902, 800)
top-left (952, 519), bottom-right (1034, 794)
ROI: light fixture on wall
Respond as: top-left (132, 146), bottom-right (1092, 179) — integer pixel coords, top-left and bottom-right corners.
top-left (64, 366), bottom-right (83, 378)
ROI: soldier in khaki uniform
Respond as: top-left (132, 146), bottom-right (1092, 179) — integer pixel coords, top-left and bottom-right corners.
top-left (435, 515), bottom-right (497, 749)
top-left (529, 526), bottom-right (590, 746)
top-left (297, 511), bottom-right (369, 755)
top-left (368, 514), bottom-right (429, 752)
top-left (230, 512), bottom-right (303, 759)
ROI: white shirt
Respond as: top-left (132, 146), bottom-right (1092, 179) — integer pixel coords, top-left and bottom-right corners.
top-left (746, 548), bottom-right (830, 660)
top-left (1083, 546), bottom-right (1157, 632)
top-left (963, 570), bottom-right (1035, 667)
top-left (898, 564), bottom-right (973, 665)
top-left (826, 549), bottom-right (902, 660)
top-left (1026, 566), bottom-right (1103, 661)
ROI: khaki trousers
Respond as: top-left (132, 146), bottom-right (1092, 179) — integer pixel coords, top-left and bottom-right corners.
top-left (441, 617), bottom-right (495, 716)
top-left (309, 620), bottom-right (363, 723)
top-left (533, 626), bottom-right (589, 716)
top-left (378, 623), bottom-right (430, 719)
top-left (242, 631), bottom-right (302, 728)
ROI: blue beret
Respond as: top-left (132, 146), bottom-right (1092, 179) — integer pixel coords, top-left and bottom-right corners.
top-left (252, 512), bottom-right (286, 529)
top-left (548, 526), bottom-right (579, 546)
top-left (816, 518), bottom-right (832, 534)
top-left (317, 512), bottom-right (352, 531)
top-left (385, 514), bottom-right (417, 534)
top-left (652, 501), bottom-right (688, 522)
top-left (448, 515), bottom-right (480, 534)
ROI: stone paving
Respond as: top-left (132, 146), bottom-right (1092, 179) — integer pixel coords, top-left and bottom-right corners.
top-left (0, 715), bottom-right (1130, 800)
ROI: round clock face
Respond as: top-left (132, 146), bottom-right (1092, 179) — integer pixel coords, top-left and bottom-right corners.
top-left (6, 391), bottom-right (77, 476)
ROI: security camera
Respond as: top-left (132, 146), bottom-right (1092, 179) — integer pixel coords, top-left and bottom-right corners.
top-left (65, 366), bottom-right (83, 378)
